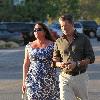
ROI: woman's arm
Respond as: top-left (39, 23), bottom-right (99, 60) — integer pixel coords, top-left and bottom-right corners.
top-left (23, 47), bottom-right (30, 85)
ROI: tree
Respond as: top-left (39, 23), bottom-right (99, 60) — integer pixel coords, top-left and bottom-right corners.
top-left (80, 0), bottom-right (100, 21)
top-left (0, 0), bottom-right (99, 23)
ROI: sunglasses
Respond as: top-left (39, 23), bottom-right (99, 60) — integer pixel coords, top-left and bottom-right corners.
top-left (33, 28), bottom-right (43, 32)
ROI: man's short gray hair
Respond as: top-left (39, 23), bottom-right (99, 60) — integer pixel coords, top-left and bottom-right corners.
top-left (59, 14), bottom-right (74, 24)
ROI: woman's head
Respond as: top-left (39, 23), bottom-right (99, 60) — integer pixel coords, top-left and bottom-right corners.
top-left (33, 22), bottom-right (53, 41)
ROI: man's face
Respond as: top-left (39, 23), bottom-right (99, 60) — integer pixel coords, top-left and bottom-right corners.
top-left (59, 20), bottom-right (74, 36)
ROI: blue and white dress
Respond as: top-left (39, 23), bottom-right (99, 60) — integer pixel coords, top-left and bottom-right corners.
top-left (25, 43), bottom-right (60, 100)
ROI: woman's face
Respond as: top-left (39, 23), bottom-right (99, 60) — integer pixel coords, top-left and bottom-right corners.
top-left (33, 24), bottom-right (45, 39)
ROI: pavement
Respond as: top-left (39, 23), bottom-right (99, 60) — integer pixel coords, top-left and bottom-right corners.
top-left (0, 39), bottom-right (100, 100)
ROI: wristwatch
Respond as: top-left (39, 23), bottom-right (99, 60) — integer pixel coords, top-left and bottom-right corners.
top-left (76, 61), bottom-right (80, 67)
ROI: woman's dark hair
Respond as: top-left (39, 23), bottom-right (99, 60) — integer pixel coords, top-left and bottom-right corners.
top-left (33, 22), bottom-right (53, 41)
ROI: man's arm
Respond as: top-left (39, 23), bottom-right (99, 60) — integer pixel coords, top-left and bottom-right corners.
top-left (76, 36), bottom-right (95, 68)
top-left (83, 36), bottom-right (95, 64)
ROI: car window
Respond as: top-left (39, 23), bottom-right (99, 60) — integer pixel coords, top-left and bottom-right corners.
top-left (80, 21), bottom-right (97, 28)
top-left (7, 23), bottom-right (34, 32)
top-left (50, 23), bottom-right (61, 29)
top-left (0, 24), bottom-right (7, 30)
top-left (74, 23), bottom-right (82, 28)
top-left (0, 22), bottom-right (35, 32)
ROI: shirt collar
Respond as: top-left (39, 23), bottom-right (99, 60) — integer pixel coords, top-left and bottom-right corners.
top-left (62, 30), bottom-right (79, 40)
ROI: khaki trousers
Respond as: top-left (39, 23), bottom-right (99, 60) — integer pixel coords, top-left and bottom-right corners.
top-left (59, 72), bottom-right (89, 100)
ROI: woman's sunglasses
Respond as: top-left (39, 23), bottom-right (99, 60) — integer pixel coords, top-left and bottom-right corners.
top-left (33, 28), bottom-right (43, 32)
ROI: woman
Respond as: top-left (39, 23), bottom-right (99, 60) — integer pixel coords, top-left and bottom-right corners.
top-left (22, 22), bottom-right (59, 100)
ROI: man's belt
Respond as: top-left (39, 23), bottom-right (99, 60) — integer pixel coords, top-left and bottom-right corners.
top-left (67, 70), bottom-right (86, 76)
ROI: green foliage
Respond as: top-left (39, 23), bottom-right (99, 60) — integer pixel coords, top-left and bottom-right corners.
top-left (80, 0), bottom-right (100, 21)
top-left (58, 0), bottom-right (80, 19)
top-left (0, 0), bottom-right (99, 22)
top-left (6, 41), bottom-right (19, 48)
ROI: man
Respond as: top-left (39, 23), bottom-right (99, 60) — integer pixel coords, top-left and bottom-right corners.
top-left (52, 14), bottom-right (95, 100)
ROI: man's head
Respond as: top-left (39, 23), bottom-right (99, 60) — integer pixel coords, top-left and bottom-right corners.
top-left (59, 14), bottom-right (75, 36)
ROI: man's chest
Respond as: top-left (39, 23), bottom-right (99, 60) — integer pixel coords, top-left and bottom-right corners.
top-left (57, 38), bottom-right (85, 54)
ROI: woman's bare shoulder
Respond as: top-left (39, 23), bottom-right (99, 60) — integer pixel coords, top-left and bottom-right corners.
top-left (29, 41), bottom-right (37, 48)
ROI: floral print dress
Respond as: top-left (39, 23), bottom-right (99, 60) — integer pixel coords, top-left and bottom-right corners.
top-left (25, 43), bottom-right (60, 100)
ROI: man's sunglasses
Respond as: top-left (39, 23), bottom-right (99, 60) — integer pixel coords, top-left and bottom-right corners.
top-left (33, 28), bottom-right (43, 32)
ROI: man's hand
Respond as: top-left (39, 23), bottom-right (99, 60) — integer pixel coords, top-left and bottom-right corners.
top-left (56, 62), bottom-right (69, 68)
top-left (60, 62), bottom-right (67, 68)
top-left (55, 61), bottom-right (77, 70)
top-left (80, 59), bottom-right (90, 66)
top-left (64, 61), bottom-right (76, 70)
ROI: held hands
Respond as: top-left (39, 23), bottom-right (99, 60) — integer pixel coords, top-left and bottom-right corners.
top-left (60, 61), bottom-right (76, 70)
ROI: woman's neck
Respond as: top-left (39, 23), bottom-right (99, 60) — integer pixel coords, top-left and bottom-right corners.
top-left (36, 38), bottom-right (47, 45)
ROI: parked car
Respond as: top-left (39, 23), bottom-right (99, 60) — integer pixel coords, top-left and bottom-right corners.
top-left (78, 20), bottom-right (98, 38)
top-left (8, 31), bottom-right (24, 43)
top-left (49, 28), bottom-right (60, 41)
top-left (0, 31), bottom-right (24, 43)
top-left (0, 22), bottom-right (35, 45)
top-left (96, 25), bottom-right (100, 41)
top-left (50, 21), bottom-right (84, 36)
top-left (0, 31), bottom-right (11, 41)
top-left (0, 23), bottom-right (7, 30)
top-left (74, 22), bottom-right (83, 33)
top-left (49, 22), bottom-right (63, 36)
top-left (0, 22), bottom-right (35, 32)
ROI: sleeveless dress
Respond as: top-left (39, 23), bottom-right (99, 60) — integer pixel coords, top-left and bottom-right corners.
top-left (25, 43), bottom-right (60, 100)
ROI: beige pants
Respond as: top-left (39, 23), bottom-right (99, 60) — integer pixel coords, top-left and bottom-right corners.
top-left (59, 72), bottom-right (89, 100)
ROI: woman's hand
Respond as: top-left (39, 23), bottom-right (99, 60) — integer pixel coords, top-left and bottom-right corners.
top-left (22, 83), bottom-right (26, 94)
